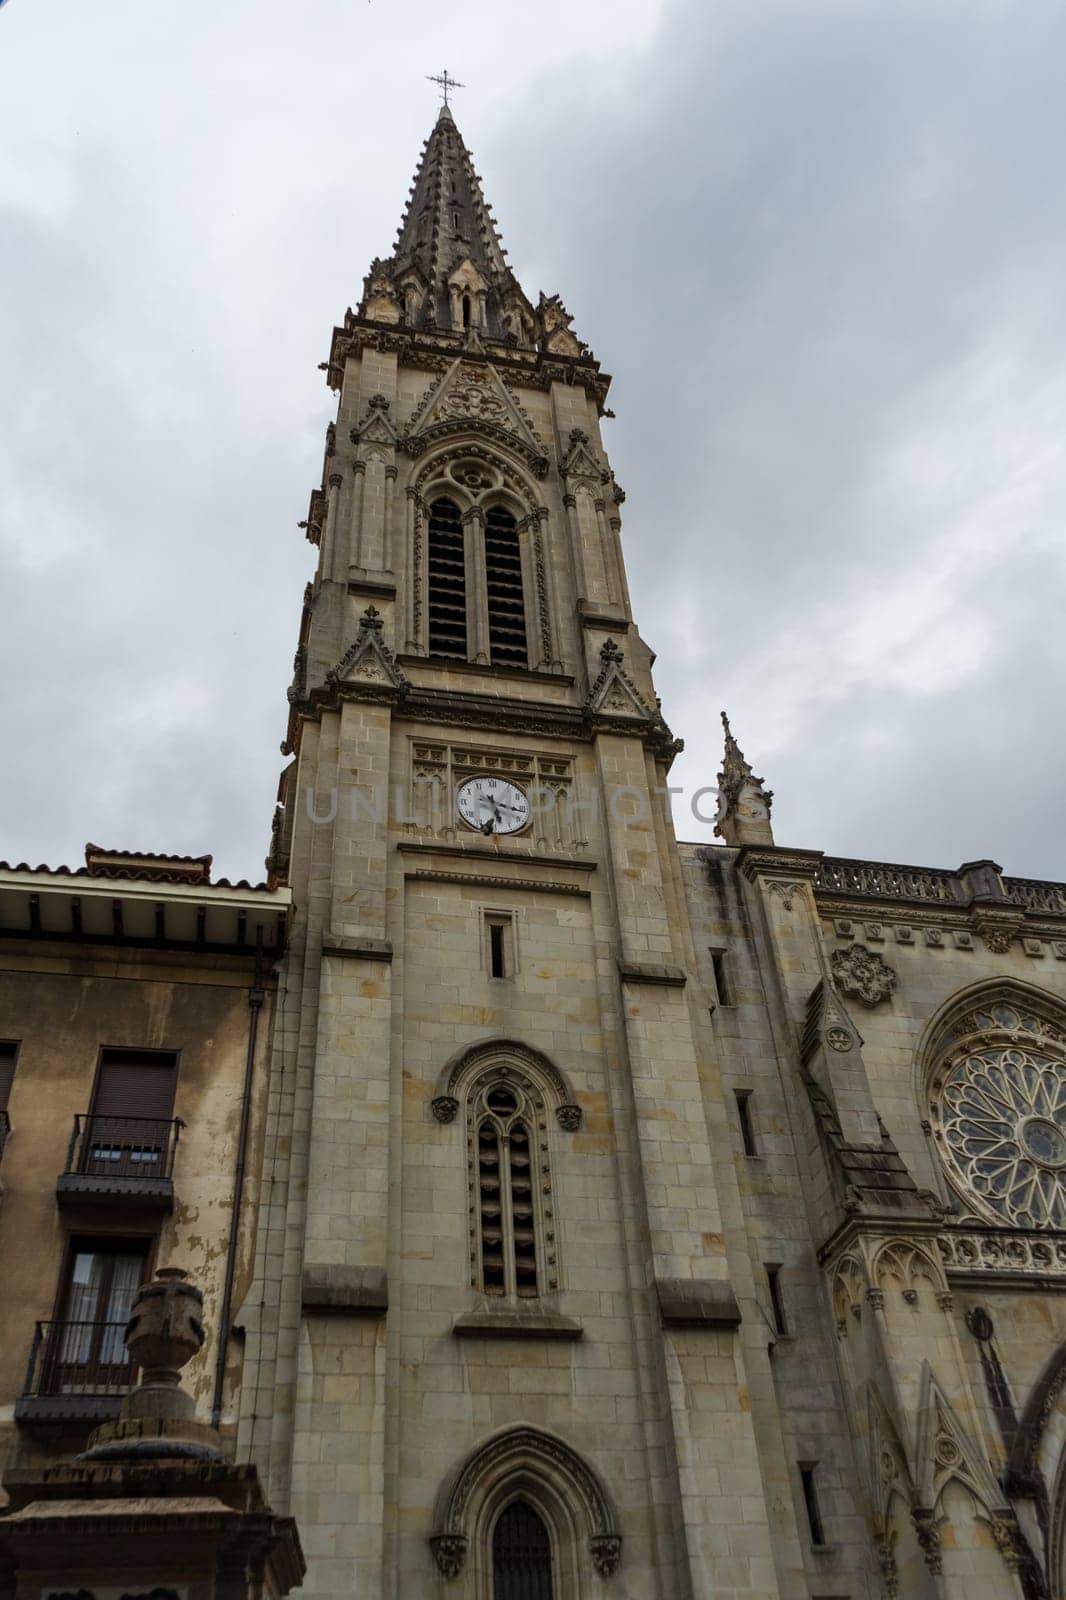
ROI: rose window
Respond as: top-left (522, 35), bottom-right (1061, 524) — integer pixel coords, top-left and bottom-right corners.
top-left (937, 1044), bottom-right (1066, 1229)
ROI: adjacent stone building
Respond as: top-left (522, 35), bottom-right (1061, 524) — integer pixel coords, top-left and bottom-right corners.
top-left (3, 100), bottom-right (1066, 1600)
top-left (0, 844), bottom-right (289, 1479)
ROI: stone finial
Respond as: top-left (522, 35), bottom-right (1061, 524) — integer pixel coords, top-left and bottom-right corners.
top-left (714, 712), bottom-right (774, 847)
top-left (78, 1266), bottom-right (223, 1464)
top-left (123, 1266), bottom-right (204, 1422)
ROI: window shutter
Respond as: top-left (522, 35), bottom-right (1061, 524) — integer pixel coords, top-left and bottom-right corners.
top-left (484, 507), bottom-right (527, 668)
top-left (92, 1050), bottom-right (178, 1120)
top-left (427, 498), bottom-right (468, 658)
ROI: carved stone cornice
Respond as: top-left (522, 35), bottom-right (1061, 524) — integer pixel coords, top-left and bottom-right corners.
top-left (397, 839), bottom-right (596, 873)
top-left (404, 867), bottom-right (591, 898)
top-left (737, 846), bottom-right (824, 885)
top-left (939, 1226), bottom-right (1066, 1286)
top-left (324, 319), bottom-right (612, 411)
top-left (970, 908), bottom-right (1025, 954)
top-left (321, 935), bottom-right (393, 962)
top-left (656, 1278), bottom-right (741, 1328)
top-left (395, 655), bottom-right (572, 689)
top-left (617, 961), bottom-right (687, 987)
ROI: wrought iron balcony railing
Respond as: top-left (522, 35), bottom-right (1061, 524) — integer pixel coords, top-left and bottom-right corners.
top-left (56, 1114), bottom-right (182, 1211)
top-left (15, 1318), bottom-right (134, 1423)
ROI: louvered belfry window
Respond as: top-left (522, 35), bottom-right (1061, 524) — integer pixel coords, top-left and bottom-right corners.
top-left (484, 507), bottom-right (528, 668)
top-left (476, 1083), bottom-right (540, 1299)
top-left (492, 1500), bottom-right (554, 1599)
top-left (427, 497), bottom-right (468, 658)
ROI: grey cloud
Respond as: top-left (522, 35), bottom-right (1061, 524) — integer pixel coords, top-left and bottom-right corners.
top-left (485, 0), bottom-right (1066, 875)
top-left (1, 0), bottom-right (1064, 880)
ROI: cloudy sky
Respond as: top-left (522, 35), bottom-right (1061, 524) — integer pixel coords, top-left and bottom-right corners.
top-left (1, 0), bottom-right (1064, 883)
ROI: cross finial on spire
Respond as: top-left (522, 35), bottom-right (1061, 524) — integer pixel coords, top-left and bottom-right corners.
top-left (427, 68), bottom-right (464, 108)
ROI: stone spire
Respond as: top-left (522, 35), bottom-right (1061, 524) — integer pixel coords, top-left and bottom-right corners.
top-left (714, 711), bottom-right (775, 847)
top-left (360, 105), bottom-right (536, 342)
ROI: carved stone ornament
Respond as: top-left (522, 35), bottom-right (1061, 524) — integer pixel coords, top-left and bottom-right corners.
top-left (326, 606), bottom-right (409, 697)
top-left (830, 944), bottom-right (899, 1008)
top-left (989, 1512), bottom-right (1023, 1572)
top-left (430, 1533), bottom-right (468, 1579)
top-left (584, 639), bottom-right (654, 723)
top-left (876, 1534), bottom-right (900, 1600)
top-left (589, 1534), bottom-right (622, 1577)
top-left (555, 1102), bottom-right (583, 1132)
top-left (911, 1506), bottom-right (943, 1574)
top-left (826, 1027), bottom-right (853, 1052)
top-left (966, 1305), bottom-right (995, 1342)
top-left (431, 1095), bottom-right (460, 1124)
top-left (431, 1425), bottom-right (619, 1584)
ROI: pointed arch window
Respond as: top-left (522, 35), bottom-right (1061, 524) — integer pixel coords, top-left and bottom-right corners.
top-left (427, 497), bottom-right (468, 658)
top-left (424, 494), bottom-right (531, 670)
top-left (484, 507), bottom-right (528, 668)
top-left (493, 1500), bottom-right (554, 1599)
top-left (477, 1082), bottom-right (540, 1298)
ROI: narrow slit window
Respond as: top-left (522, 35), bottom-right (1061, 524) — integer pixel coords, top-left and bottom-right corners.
top-left (462, 291), bottom-right (471, 325)
top-left (800, 1464), bottom-right (826, 1547)
top-left (485, 912), bottom-right (514, 979)
top-left (427, 497), bottom-right (468, 659)
top-left (483, 507), bottom-right (527, 668)
top-left (767, 1264), bottom-right (788, 1335)
top-left (489, 921), bottom-right (506, 978)
top-left (711, 949), bottom-right (733, 1007)
top-left (0, 1040), bottom-right (19, 1116)
top-left (735, 1090), bottom-right (757, 1157)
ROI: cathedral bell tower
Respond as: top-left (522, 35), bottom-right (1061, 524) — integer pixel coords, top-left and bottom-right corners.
top-left (244, 100), bottom-right (783, 1600)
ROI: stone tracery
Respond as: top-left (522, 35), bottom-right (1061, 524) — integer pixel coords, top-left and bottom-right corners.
top-left (925, 988), bottom-right (1066, 1230)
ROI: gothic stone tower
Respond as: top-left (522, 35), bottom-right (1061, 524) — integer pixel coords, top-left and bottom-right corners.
top-left (239, 104), bottom-right (792, 1598)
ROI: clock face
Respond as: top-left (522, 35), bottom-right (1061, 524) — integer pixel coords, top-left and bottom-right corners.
top-left (456, 775), bottom-right (531, 836)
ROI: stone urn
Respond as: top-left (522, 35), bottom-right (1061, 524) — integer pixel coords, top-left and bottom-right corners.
top-left (124, 1266), bottom-right (205, 1421)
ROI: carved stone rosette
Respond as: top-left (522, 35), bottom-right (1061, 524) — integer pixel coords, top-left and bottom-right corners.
top-left (431, 1095), bottom-right (460, 1124)
top-left (555, 1103), bottom-right (583, 1132)
top-left (831, 944), bottom-right (899, 1008)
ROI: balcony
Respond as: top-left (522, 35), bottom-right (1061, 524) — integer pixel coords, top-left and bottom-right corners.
top-left (55, 1114), bottom-right (182, 1213)
top-left (14, 1319), bottom-right (133, 1424)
